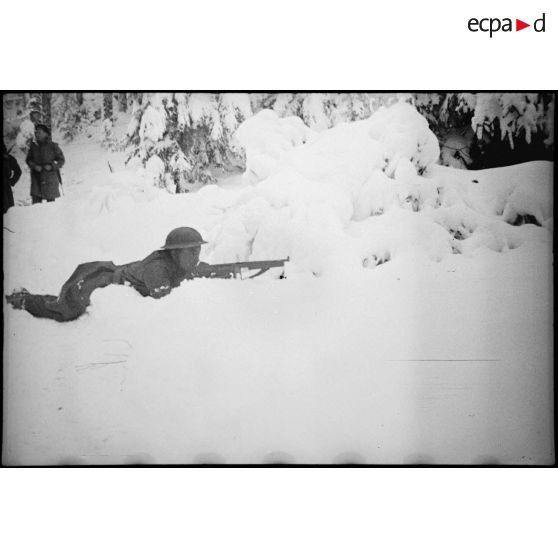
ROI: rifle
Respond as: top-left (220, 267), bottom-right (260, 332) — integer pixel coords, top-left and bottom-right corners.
top-left (195, 258), bottom-right (289, 279)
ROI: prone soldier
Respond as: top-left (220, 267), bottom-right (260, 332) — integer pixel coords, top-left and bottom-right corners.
top-left (6, 227), bottom-right (288, 322)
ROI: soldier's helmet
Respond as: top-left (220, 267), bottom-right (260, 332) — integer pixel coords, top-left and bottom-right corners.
top-left (161, 227), bottom-right (207, 250)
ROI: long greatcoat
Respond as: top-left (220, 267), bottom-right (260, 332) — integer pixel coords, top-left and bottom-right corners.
top-left (25, 140), bottom-right (65, 199)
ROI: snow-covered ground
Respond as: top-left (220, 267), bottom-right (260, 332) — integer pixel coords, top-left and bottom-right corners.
top-left (2, 104), bottom-right (554, 464)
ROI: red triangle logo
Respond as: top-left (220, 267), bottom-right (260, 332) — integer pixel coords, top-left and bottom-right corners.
top-left (516, 19), bottom-right (530, 31)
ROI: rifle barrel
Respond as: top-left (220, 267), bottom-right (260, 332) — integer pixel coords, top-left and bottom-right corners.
top-left (196, 258), bottom-right (288, 278)
top-left (231, 259), bottom-right (288, 269)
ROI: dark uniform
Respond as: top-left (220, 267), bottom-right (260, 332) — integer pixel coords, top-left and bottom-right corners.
top-left (25, 140), bottom-right (65, 202)
top-left (12, 250), bottom-right (194, 323)
top-left (3, 147), bottom-right (22, 213)
top-left (115, 250), bottom-right (194, 298)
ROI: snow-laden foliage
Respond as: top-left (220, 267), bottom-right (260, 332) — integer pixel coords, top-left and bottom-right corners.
top-left (54, 93), bottom-right (102, 142)
top-left (125, 93), bottom-right (253, 192)
top-left (6, 94), bottom-right (104, 151)
top-left (206, 101), bottom-right (551, 274)
top-left (253, 93), bottom-right (378, 131)
top-left (471, 93), bottom-right (548, 148)
top-left (413, 92), bottom-right (554, 169)
top-left (5, 93), bottom-right (553, 182)
top-left (100, 118), bottom-right (117, 149)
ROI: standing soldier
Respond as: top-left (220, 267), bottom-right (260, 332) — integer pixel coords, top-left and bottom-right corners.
top-left (25, 124), bottom-right (65, 204)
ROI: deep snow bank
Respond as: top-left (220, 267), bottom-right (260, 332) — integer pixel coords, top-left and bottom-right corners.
top-left (3, 242), bottom-right (553, 464)
top-left (222, 102), bottom-right (552, 274)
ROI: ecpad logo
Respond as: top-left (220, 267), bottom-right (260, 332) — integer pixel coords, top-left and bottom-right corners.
top-left (468, 13), bottom-right (546, 37)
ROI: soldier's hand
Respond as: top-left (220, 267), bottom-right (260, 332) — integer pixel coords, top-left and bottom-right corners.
top-left (43, 164), bottom-right (52, 171)
top-left (35, 165), bottom-right (42, 172)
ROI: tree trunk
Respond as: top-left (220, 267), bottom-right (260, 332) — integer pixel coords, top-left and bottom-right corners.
top-left (76, 92), bottom-right (83, 105)
top-left (118, 93), bottom-right (128, 112)
top-left (103, 93), bottom-right (113, 121)
top-left (41, 93), bottom-right (52, 129)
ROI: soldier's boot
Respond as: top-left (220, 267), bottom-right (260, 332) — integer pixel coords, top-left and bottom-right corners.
top-left (5, 289), bottom-right (30, 310)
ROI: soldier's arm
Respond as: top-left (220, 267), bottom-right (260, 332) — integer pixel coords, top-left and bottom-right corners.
top-left (52, 143), bottom-right (65, 169)
top-left (143, 265), bottom-right (173, 299)
top-left (25, 148), bottom-right (41, 172)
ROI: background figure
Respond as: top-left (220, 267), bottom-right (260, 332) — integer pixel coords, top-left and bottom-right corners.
top-left (25, 124), bottom-right (65, 204)
top-left (3, 143), bottom-right (22, 214)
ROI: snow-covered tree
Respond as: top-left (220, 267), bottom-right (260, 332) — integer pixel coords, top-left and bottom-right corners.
top-left (116, 93), bottom-right (128, 113)
top-left (4, 92), bottom-right (553, 180)
top-left (329, 93), bottom-right (374, 126)
top-left (411, 93), bottom-right (554, 169)
top-left (101, 93), bottom-right (115, 148)
top-left (125, 93), bottom-right (253, 192)
top-left (261, 93), bottom-right (374, 131)
top-left (103, 93), bottom-right (113, 122)
top-left (468, 93), bottom-right (553, 168)
top-left (122, 93), bottom-right (553, 190)
top-left (53, 93), bottom-right (102, 141)
top-left (412, 93), bottom-right (476, 168)
top-left (471, 93), bottom-right (551, 148)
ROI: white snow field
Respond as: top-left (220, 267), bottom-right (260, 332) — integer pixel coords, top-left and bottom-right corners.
top-left (3, 103), bottom-right (554, 465)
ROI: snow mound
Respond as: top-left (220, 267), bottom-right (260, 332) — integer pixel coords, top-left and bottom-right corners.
top-left (233, 109), bottom-right (317, 184)
top-left (236, 101), bottom-right (439, 195)
top-left (215, 106), bottom-right (551, 274)
top-left (427, 161), bottom-right (553, 226)
top-left (282, 120), bottom-right (385, 200)
top-left (366, 101), bottom-right (440, 174)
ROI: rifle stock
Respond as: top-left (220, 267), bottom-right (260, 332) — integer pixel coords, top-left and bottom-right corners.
top-left (195, 258), bottom-right (289, 279)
